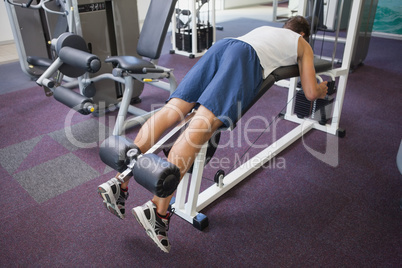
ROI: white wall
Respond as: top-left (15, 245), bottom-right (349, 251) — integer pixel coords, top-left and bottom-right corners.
top-left (0, 0), bottom-right (151, 44)
top-left (0, 0), bottom-right (15, 44)
top-left (224, 0), bottom-right (272, 9)
top-left (137, 0), bottom-right (150, 27)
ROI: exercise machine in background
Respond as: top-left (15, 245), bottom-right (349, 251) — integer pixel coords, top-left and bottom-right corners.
top-left (5, 0), bottom-right (143, 109)
top-left (34, 0), bottom-right (178, 136)
top-left (6, 0), bottom-right (180, 136)
top-left (171, 0), bottom-right (216, 58)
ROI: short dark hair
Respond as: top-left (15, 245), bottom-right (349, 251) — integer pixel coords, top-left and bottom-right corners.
top-left (283, 15), bottom-right (311, 42)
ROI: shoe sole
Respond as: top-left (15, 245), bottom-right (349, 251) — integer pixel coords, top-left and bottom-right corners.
top-left (97, 184), bottom-right (125, 220)
top-left (132, 207), bottom-right (169, 253)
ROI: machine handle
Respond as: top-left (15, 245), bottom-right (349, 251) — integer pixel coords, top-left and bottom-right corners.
top-left (142, 67), bottom-right (164, 74)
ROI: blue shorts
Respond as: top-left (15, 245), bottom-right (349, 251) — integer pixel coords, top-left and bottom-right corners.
top-left (168, 39), bottom-right (263, 128)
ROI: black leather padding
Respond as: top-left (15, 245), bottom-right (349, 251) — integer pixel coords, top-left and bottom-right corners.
top-left (58, 47), bottom-right (101, 77)
top-left (133, 154), bottom-right (180, 198)
top-left (272, 58), bottom-right (332, 81)
top-left (27, 56), bottom-right (52, 68)
top-left (53, 32), bottom-right (102, 77)
top-left (53, 86), bottom-right (93, 115)
top-left (54, 32), bottom-right (88, 55)
top-left (99, 136), bottom-right (138, 172)
top-left (136, 0), bottom-right (177, 59)
top-left (105, 56), bottom-right (155, 73)
top-left (59, 47), bottom-right (101, 74)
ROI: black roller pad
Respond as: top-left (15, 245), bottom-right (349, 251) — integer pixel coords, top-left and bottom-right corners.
top-left (133, 154), bottom-right (180, 198)
top-left (99, 136), bottom-right (138, 172)
top-left (53, 86), bottom-right (94, 115)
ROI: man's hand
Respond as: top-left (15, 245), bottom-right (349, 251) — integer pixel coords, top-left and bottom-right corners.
top-left (317, 81), bottom-right (328, 99)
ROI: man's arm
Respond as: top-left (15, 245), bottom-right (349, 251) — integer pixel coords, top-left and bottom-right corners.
top-left (297, 37), bottom-right (328, 101)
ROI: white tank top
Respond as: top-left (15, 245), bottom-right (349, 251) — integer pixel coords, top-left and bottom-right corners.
top-left (236, 26), bottom-right (301, 78)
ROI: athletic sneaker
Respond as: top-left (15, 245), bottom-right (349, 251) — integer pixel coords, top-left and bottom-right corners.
top-left (97, 177), bottom-right (129, 220)
top-left (132, 201), bottom-right (174, 253)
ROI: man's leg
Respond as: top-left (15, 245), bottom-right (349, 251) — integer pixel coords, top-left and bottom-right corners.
top-left (120, 98), bottom-right (195, 189)
top-left (98, 98), bottom-right (195, 220)
top-left (132, 105), bottom-right (223, 252)
top-left (153, 104), bottom-right (223, 215)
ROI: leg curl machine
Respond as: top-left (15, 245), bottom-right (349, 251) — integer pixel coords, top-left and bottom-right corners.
top-left (99, 0), bottom-right (364, 230)
top-left (35, 0), bottom-right (178, 135)
top-left (35, 32), bottom-right (101, 114)
top-left (98, 57), bottom-right (333, 229)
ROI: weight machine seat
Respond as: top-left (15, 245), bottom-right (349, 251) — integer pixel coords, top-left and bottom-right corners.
top-left (105, 56), bottom-right (155, 73)
top-left (105, 0), bottom-right (177, 72)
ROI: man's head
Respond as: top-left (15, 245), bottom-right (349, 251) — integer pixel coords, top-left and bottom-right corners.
top-left (283, 15), bottom-right (311, 42)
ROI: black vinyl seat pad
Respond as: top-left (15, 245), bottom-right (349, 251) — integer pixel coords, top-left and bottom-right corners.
top-left (105, 56), bottom-right (155, 73)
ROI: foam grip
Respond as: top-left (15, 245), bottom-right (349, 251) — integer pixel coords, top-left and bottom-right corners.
top-left (133, 154), bottom-right (180, 198)
top-left (58, 47), bottom-right (101, 74)
top-left (53, 86), bottom-right (94, 115)
top-left (99, 136), bottom-right (138, 172)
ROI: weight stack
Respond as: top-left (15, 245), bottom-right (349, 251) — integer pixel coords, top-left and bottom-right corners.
top-left (175, 24), bottom-right (213, 53)
top-left (294, 90), bottom-right (333, 120)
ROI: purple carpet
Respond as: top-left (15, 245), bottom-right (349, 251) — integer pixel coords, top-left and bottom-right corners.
top-left (0, 18), bottom-right (401, 266)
